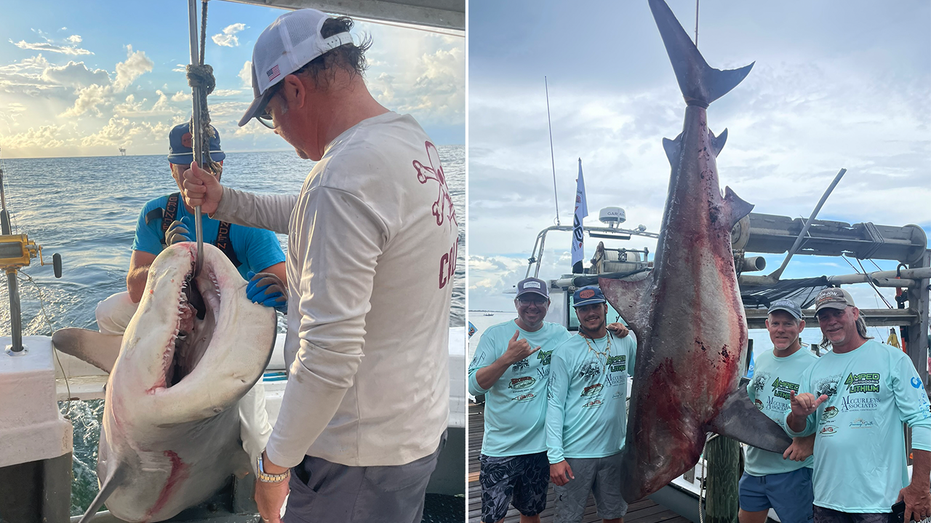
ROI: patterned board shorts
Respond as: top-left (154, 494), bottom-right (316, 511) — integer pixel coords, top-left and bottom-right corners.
top-left (478, 452), bottom-right (550, 522)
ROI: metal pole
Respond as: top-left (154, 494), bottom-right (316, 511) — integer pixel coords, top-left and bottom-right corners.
top-left (769, 168), bottom-right (847, 280)
top-left (545, 77), bottom-right (560, 226)
top-left (187, 0), bottom-right (205, 276)
top-left (6, 269), bottom-right (22, 352)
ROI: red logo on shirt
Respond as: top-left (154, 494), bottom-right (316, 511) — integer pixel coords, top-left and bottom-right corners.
top-left (413, 141), bottom-right (458, 230)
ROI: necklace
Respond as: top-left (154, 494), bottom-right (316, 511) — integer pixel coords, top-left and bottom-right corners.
top-left (581, 332), bottom-right (612, 378)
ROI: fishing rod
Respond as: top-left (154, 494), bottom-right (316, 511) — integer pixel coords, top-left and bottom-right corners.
top-left (0, 148), bottom-right (62, 353)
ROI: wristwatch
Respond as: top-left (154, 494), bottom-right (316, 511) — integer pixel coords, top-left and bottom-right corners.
top-left (256, 454), bottom-right (291, 483)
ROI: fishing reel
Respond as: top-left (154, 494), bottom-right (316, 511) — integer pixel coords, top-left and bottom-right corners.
top-left (0, 233), bottom-right (61, 277)
top-left (0, 211), bottom-right (61, 277)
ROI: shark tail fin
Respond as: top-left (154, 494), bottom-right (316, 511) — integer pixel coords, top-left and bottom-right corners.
top-left (77, 463), bottom-right (127, 523)
top-left (705, 386), bottom-right (793, 454)
top-left (649, 0), bottom-right (754, 106)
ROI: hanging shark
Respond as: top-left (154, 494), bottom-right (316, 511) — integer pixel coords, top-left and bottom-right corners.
top-left (598, 0), bottom-right (792, 502)
top-left (54, 242), bottom-right (276, 522)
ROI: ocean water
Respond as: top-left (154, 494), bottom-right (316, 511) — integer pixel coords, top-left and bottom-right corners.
top-left (0, 146), bottom-right (465, 515)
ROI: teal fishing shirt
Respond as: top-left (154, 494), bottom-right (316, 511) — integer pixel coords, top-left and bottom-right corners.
top-left (468, 321), bottom-right (572, 457)
top-left (546, 331), bottom-right (637, 464)
top-left (787, 340), bottom-right (931, 512)
top-left (745, 347), bottom-right (818, 476)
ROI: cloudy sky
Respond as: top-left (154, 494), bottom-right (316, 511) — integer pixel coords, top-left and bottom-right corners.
top-left (468, 0), bottom-right (931, 319)
top-left (0, 0), bottom-right (463, 158)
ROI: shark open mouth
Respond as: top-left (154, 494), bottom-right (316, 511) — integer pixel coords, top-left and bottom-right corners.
top-left (161, 256), bottom-right (223, 389)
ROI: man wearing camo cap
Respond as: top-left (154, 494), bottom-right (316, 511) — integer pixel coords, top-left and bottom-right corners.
top-left (788, 288), bottom-right (931, 522)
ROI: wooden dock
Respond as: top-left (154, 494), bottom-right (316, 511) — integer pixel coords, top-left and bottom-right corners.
top-left (468, 402), bottom-right (692, 523)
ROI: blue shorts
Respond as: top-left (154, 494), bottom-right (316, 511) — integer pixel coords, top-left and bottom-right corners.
top-left (478, 452), bottom-right (549, 523)
top-left (739, 467), bottom-right (814, 523)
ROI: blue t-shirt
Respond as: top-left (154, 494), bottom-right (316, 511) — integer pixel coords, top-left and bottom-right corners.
top-left (745, 347), bottom-right (818, 476)
top-left (788, 340), bottom-right (931, 512)
top-left (546, 330), bottom-right (637, 463)
top-left (467, 321), bottom-right (572, 457)
top-left (132, 195), bottom-right (285, 280)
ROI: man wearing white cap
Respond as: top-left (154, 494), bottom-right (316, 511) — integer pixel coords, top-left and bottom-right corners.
top-left (787, 288), bottom-right (931, 522)
top-left (181, 9), bottom-right (457, 523)
top-left (739, 299), bottom-right (817, 523)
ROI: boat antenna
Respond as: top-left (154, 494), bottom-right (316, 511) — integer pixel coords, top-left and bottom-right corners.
top-left (545, 76), bottom-right (560, 226)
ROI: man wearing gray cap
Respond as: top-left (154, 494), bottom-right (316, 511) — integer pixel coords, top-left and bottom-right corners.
top-left (739, 299), bottom-right (817, 523)
top-left (788, 288), bottom-right (931, 522)
top-left (468, 277), bottom-right (571, 523)
top-left (181, 9), bottom-right (457, 523)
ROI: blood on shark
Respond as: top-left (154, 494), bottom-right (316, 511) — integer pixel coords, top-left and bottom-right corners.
top-left (55, 243), bottom-right (276, 522)
top-left (599, 0), bottom-right (792, 502)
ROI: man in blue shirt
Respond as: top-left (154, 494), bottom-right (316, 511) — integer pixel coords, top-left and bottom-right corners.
top-left (546, 286), bottom-right (636, 523)
top-left (739, 299), bottom-right (817, 523)
top-left (788, 288), bottom-right (931, 522)
top-left (95, 122), bottom-right (287, 334)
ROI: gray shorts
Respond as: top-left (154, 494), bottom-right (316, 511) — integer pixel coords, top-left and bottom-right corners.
top-left (283, 431), bottom-right (446, 523)
top-left (553, 454), bottom-right (628, 523)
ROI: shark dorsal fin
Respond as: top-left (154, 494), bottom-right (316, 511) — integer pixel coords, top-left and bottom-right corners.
top-left (662, 134), bottom-right (683, 166)
top-left (723, 186), bottom-right (754, 230)
top-left (710, 128), bottom-right (728, 157)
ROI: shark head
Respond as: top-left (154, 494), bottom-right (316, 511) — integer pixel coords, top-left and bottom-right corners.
top-left (75, 243), bottom-right (276, 522)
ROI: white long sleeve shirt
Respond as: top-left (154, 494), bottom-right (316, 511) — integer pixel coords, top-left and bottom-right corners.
top-left (214, 112), bottom-right (458, 467)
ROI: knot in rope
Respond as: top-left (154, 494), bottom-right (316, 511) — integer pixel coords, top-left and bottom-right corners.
top-left (186, 64), bottom-right (216, 95)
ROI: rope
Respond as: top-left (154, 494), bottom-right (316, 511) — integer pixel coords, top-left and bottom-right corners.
top-left (184, 0), bottom-right (221, 178)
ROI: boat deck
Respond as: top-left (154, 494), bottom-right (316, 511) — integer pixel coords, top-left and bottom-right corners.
top-left (468, 402), bottom-right (691, 523)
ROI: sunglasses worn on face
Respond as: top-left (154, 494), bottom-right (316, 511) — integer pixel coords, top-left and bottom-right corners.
top-left (256, 83), bottom-right (283, 129)
top-left (518, 297), bottom-right (547, 306)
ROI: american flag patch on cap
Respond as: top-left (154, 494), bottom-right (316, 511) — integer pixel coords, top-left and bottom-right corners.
top-left (266, 64), bottom-right (280, 81)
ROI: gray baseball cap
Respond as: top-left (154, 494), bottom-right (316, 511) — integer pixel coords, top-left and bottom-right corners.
top-left (768, 299), bottom-right (802, 320)
top-left (516, 277), bottom-right (548, 299)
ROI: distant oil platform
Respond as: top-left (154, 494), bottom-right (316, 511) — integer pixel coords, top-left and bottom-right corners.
top-left (118, 147), bottom-right (127, 156)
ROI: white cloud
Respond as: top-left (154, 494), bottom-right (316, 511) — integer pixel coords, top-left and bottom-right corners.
top-left (112, 45), bottom-right (153, 92)
top-left (211, 89), bottom-right (241, 97)
top-left (1, 124), bottom-right (68, 150)
top-left (41, 60), bottom-right (109, 89)
top-left (66, 35), bottom-right (82, 44)
top-left (59, 46), bottom-right (153, 117)
top-left (173, 64), bottom-right (186, 73)
top-left (171, 91), bottom-right (190, 102)
top-left (60, 84), bottom-right (110, 117)
top-left (238, 60), bottom-right (252, 88)
top-left (10, 38), bottom-right (92, 56)
top-left (212, 23), bottom-right (246, 48)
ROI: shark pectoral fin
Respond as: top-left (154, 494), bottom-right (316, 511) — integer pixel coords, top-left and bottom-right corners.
top-left (723, 186), bottom-right (754, 229)
top-left (599, 273), bottom-right (653, 335)
top-left (706, 387), bottom-right (792, 454)
top-left (77, 462), bottom-right (128, 523)
top-left (709, 128), bottom-right (728, 157)
top-left (52, 328), bottom-right (123, 373)
top-left (662, 134), bottom-right (683, 166)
